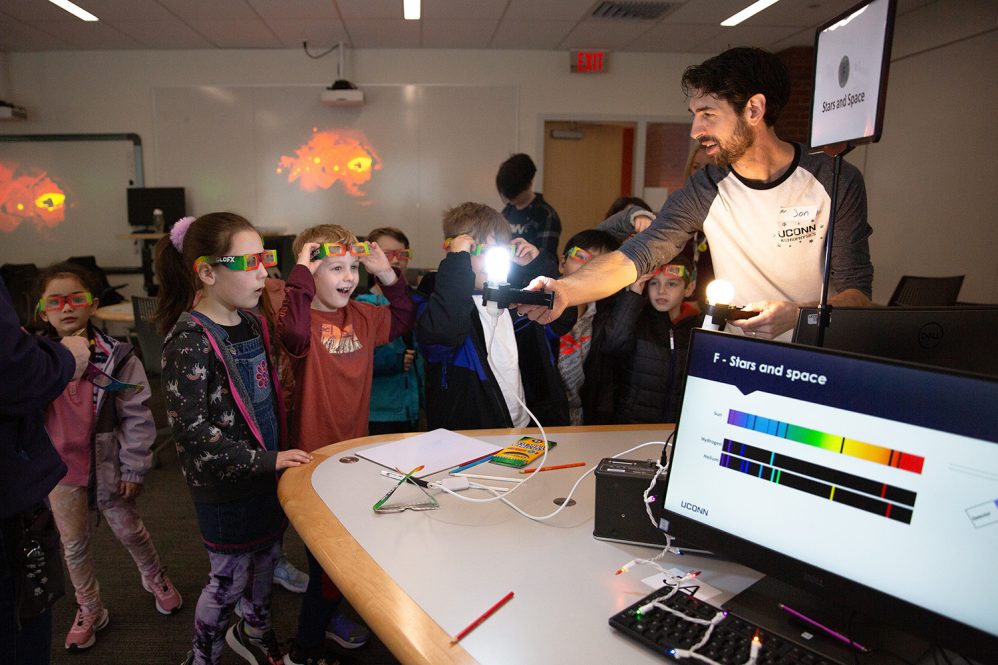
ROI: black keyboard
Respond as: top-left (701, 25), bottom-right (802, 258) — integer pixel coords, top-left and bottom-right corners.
top-left (610, 587), bottom-right (838, 664)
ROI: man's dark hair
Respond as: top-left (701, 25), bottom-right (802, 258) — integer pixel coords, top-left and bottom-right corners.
top-left (496, 153), bottom-right (537, 201)
top-left (681, 47), bottom-right (790, 127)
top-left (562, 229), bottom-right (621, 257)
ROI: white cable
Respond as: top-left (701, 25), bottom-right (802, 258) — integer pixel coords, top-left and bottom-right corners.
top-left (433, 299), bottom-right (669, 520)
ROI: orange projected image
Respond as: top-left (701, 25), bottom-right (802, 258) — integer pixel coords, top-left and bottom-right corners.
top-left (277, 128), bottom-right (382, 197)
top-left (0, 161), bottom-right (68, 232)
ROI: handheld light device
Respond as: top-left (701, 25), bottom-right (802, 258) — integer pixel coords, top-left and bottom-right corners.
top-left (702, 279), bottom-right (759, 331)
top-left (480, 246), bottom-right (554, 316)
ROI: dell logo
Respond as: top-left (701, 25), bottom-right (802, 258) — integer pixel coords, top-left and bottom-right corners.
top-left (681, 501), bottom-right (709, 516)
top-left (918, 322), bottom-right (943, 349)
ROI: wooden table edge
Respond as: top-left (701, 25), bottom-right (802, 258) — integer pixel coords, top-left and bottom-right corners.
top-left (277, 425), bottom-right (668, 665)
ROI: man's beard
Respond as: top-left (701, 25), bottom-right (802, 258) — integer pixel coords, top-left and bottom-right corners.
top-left (703, 116), bottom-right (754, 166)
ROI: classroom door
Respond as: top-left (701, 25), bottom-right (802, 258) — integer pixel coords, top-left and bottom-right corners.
top-left (542, 121), bottom-right (633, 254)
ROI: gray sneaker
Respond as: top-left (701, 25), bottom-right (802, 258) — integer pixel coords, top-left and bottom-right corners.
top-left (273, 556), bottom-right (309, 593)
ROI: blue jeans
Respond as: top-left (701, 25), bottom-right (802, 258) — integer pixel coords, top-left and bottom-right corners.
top-left (295, 547), bottom-right (342, 649)
top-left (0, 520), bottom-right (53, 665)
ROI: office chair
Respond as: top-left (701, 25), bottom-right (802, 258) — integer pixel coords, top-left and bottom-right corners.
top-left (131, 296), bottom-right (172, 467)
top-left (888, 274), bottom-right (964, 306)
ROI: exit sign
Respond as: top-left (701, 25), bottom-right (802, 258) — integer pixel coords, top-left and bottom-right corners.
top-left (571, 50), bottom-right (609, 73)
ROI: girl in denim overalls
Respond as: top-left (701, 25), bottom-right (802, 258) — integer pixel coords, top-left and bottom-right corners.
top-left (154, 213), bottom-right (313, 665)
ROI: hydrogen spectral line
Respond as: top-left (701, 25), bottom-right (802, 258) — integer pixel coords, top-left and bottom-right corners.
top-left (727, 410), bottom-right (925, 474)
top-left (720, 439), bottom-right (916, 524)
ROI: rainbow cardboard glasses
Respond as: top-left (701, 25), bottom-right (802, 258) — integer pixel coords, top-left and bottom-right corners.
top-left (565, 246), bottom-right (594, 263)
top-left (442, 238), bottom-right (513, 256)
top-left (382, 249), bottom-right (413, 260)
top-left (310, 242), bottom-right (372, 261)
top-left (38, 291), bottom-right (94, 312)
top-left (653, 264), bottom-right (690, 279)
top-left (195, 250), bottom-right (278, 272)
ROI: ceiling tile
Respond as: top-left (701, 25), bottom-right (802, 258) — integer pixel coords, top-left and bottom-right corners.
top-left (624, 22), bottom-right (724, 53)
top-left (423, 0), bottom-right (507, 20)
top-left (0, 15), bottom-right (73, 51)
top-left (504, 0), bottom-right (595, 21)
top-left (336, 0), bottom-right (405, 20)
top-left (1, 0), bottom-right (83, 20)
top-left (247, 0), bottom-right (340, 20)
top-left (266, 19), bottom-right (349, 49)
top-left (666, 0), bottom-right (754, 25)
top-left (690, 24), bottom-right (807, 53)
top-left (748, 0), bottom-right (858, 28)
top-left (188, 19), bottom-right (283, 48)
top-left (421, 19), bottom-right (499, 48)
top-left (28, 20), bottom-right (142, 49)
top-left (68, 0), bottom-right (179, 22)
top-left (490, 19), bottom-right (575, 49)
top-left (158, 0), bottom-right (259, 21)
top-left (345, 19), bottom-right (422, 48)
top-left (559, 19), bottom-right (657, 50)
top-left (768, 26), bottom-right (818, 52)
top-left (110, 20), bottom-right (213, 49)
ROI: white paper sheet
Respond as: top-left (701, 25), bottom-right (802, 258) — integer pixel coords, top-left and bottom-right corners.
top-left (354, 428), bottom-right (502, 478)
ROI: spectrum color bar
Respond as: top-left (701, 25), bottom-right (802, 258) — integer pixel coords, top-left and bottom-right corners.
top-left (727, 410), bottom-right (924, 474)
top-left (720, 439), bottom-right (915, 524)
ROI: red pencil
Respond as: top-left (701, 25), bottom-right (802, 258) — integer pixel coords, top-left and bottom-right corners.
top-left (449, 591), bottom-right (514, 645)
top-left (519, 462), bottom-right (586, 474)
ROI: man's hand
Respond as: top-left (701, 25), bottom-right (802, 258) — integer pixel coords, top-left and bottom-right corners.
top-left (61, 335), bottom-right (90, 380)
top-left (296, 242), bottom-right (323, 274)
top-left (727, 300), bottom-right (799, 338)
top-left (402, 348), bottom-right (415, 372)
top-left (276, 449), bottom-right (314, 470)
top-left (361, 241), bottom-right (397, 286)
top-left (509, 237), bottom-right (539, 266)
top-left (517, 276), bottom-right (567, 324)
top-left (118, 480), bottom-right (142, 501)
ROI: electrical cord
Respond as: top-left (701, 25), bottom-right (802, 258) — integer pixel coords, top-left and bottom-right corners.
top-left (302, 41), bottom-right (340, 59)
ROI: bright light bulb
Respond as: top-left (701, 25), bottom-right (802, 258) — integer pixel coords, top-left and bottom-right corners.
top-left (484, 246), bottom-right (511, 284)
top-left (705, 279), bottom-right (735, 305)
top-left (403, 0), bottom-right (421, 20)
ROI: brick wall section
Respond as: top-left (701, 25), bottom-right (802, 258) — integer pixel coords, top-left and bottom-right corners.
top-left (776, 46), bottom-right (816, 147)
top-left (645, 122), bottom-right (695, 193)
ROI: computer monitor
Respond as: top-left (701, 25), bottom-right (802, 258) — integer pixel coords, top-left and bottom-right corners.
top-left (657, 330), bottom-right (998, 662)
top-left (126, 187), bottom-right (186, 231)
top-left (793, 306), bottom-right (998, 377)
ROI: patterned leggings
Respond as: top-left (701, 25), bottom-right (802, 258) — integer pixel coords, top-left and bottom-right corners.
top-left (48, 484), bottom-right (163, 615)
top-left (192, 541), bottom-right (280, 665)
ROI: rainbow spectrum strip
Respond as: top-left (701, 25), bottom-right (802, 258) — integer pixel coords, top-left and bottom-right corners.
top-left (727, 410), bottom-right (924, 475)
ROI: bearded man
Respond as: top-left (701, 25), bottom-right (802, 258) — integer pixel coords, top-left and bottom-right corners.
top-left (521, 47), bottom-right (873, 341)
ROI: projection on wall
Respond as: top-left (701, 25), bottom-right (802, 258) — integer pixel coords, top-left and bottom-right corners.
top-left (0, 160), bottom-right (69, 232)
top-left (276, 128), bottom-right (382, 199)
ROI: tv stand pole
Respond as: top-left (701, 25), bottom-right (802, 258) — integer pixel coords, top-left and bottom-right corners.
top-left (816, 143), bottom-right (854, 348)
top-left (119, 232), bottom-right (164, 296)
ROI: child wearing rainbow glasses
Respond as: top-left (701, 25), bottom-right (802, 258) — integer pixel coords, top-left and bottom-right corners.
top-left (602, 254), bottom-right (702, 425)
top-left (556, 229), bottom-right (621, 426)
top-left (35, 262), bottom-right (181, 652)
top-left (276, 223), bottom-right (415, 664)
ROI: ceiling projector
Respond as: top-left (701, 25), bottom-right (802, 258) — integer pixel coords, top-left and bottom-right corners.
top-left (322, 80), bottom-right (364, 107)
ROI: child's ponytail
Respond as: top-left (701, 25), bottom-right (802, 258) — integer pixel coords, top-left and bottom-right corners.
top-left (153, 212), bottom-right (257, 334)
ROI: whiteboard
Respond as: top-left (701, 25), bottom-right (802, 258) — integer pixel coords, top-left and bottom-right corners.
top-left (154, 84), bottom-right (517, 267)
top-left (0, 139), bottom-right (142, 268)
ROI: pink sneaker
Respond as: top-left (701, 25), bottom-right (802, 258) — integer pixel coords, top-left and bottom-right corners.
top-left (65, 607), bottom-right (109, 650)
top-left (142, 569), bottom-right (183, 615)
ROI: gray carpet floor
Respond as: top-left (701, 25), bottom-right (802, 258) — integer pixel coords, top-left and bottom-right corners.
top-left (49, 376), bottom-right (400, 665)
